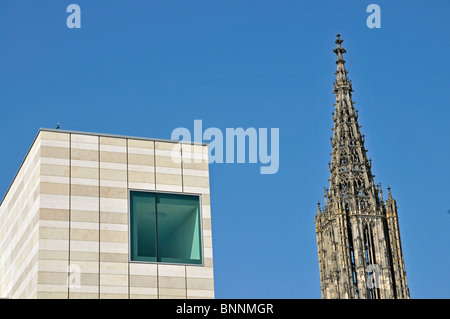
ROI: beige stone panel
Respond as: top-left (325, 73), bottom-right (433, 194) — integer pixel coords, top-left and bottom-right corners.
top-left (129, 263), bottom-right (157, 276)
top-left (99, 292), bottom-right (128, 299)
top-left (38, 259), bottom-right (68, 273)
top-left (40, 146), bottom-right (70, 159)
top-left (100, 223), bottom-right (127, 232)
top-left (100, 242), bottom-right (128, 254)
top-left (41, 157), bottom-right (70, 166)
top-left (100, 180), bottom-right (127, 188)
top-left (100, 162), bottom-right (127, 171)
top-left (100, 136), bottom-right (127, 147)
top-left (71, 133), bottom-right (98, 144)
top-left (155, 166), bottom-right (182, 174)
top-left (100, 253), bottom-right (128, 263)
top-left (202, 205), bottom-right (211, 219)
top-left (182, 161), bottom-right (209, 171)
top-left (71, 159), bottom-right (98, 168)
top-left (183, 175), bottom-right (209, 188)
top-left (129, 287), bottom-right (157, 299)
top-left (186, 277), bottom-right (214, 290)
top-left (71, 184), bottom-right (99, 197)
top-left (128, 164), bottom-right (154, 173)
top-left (187, 289), bottom-right (214, 299)
top-left (202, 194), bottom-right (210, 206)
top-left (159, 288), bottom-right (186, 298)
top-left (39, 250), bottom-right (69, 261)
top-left (128, 139), bottom-right (154, 149)
top-left (41, 164), bottom-right (69, 177)
top-left (70, 220), bottom-right (99, 231)
top-left (71, 167), bottom-right (98, 179)
top-left (128, 182), bottom-right (155, 191)
top-left (40, 219), bottom-right (69, 229)
top-left (71, 210), bottom-right (99, 223)
top-left (203, 229), bottom-right (212, 238)
top-left (202, 218), bottom-right (212, 231)
top-left (99, 146), bottom-right (127, 158)
top-left (71, 196), bottom-right (99, 212)
top-left (203, 236), bottom-right (213, 249)
top-left (71, 277), bottom-right (99, 290)
top-left (130, 275), bottom-right (157, 288)
top-left (40, 131), bottom-right (70, 141)
top-left (40, 194), bottom-right (69, 210)
top-left (38, 272), bottom-right (68, 285)
top-left (100, 186), bottom-right (127, 199)
top-left (129, 171), bottom-right (154, 184)
top-left (181, 143), bottom-right (206, 155)
top-left (100, 152), bottom-right (127, 164)
top-left (100, 212), bottom-right (128, 225)
top-left (155, 141), bottom-right (180, 151)
top-left (39, 182), bottom-right (69, 195)
top-left (74, 274), bottom-right (99, 288)
top-left (40, 175), bottom-right (69, 185)
top-left (155, 184), bottom-right (183, 193)
top-left (71, 149), bottom-right (98, 161)
top-left (68, 240), bottom-right (98, 254)
top-left (186, 266), bottom-right (214, 279)
top-left (183, 186), bottom-right (210, 194)
top-left (37, 291), bottom-right (68, 299)
top-left (40, 208), bottom-right (69, 221)
top-left (155, 155), bottom-right (182, 168)
top-left (203, 258), bottom-right (214, 268)
top-left (159, 276), bottom-right (186, 289)
top-left (158, 264), bottom-right (185, 277)
top-left (40, 139), bottom-right (70, 149)
top-left (71, 177), bottom-right (98, 187)
top-left (71, 141), bottom-right (98, 151)
top-left (128, 153), bottom-right (154, 166)
top-left (100, 230), bottom-right (127, 243)
top-left (182, 168), bottom-right (209, 177)
top-left (100, 169), bottom-right (127, 181)
top-left (69, 292), bottom-right (98, 299)
top-left (99, 293), bottom-right (128, 299)
top-left (100, 262), bottom-right (128, 275)
top-left (204, 248), bottom-right (213, 259)
top-left (39, 227), bottom-right (69, 240)
top-left (100, 274), bottom-right (128, 287)
top-left (182, 154), bottom-right (207, 166)
top-left (70, 229), bottom-right (99, 241)
top-left (69, 251), bottom-right (99, 262)
top-left (100, 198), bottom-right (127, 214)
top-left (155, 173), bottom-right (182, 186)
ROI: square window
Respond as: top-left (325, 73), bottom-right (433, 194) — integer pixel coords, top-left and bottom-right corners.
top-left (130, 191), bottom-right (202, 265)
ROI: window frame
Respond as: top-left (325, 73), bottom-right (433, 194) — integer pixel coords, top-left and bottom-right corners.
top-left (128, 189), bottom-right (204, 267)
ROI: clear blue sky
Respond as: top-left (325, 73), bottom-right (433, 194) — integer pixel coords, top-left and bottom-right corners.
top-left (0, 1), bottom-right (449, 298)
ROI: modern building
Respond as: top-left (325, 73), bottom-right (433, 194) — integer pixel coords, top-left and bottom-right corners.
top-left (0, 128), bottom-right (214, 299)
top-left (315, 35), bottom-right (410, 299)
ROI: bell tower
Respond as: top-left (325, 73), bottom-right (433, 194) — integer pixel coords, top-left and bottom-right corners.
top-left (315, 34), bottom-right (410, 299)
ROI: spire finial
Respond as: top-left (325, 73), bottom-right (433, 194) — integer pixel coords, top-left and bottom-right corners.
top-left (335, 34), bottom-right (343, 47)
top-left (333, 33), bottom-right (346, 61)
top-left (333, 34), bottom-right (350, 91)
top-left (387, 186), bottom-right (393, 200)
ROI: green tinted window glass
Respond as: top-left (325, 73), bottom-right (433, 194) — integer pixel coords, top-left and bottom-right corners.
top-left (130, 191), bottom-right (202, 265)
top-left (130, 191), bottom-right (157, 262)
top-left (156, 193), bottom-right (202, 265)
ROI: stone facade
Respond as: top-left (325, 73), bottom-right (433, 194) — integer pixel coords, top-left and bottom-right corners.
top-left (0, 129), bottom-right (214, 299)
top-left (315, 35), bottom-right (410, 299)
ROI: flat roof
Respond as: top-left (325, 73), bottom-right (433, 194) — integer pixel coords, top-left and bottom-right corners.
top-left (39, 128), bottom-right (209, 146)
top-left (1, 128), bottom-right (208, 206)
